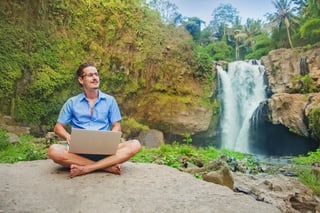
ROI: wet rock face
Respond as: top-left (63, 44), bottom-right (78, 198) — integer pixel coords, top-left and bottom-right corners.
top-left (268, 93), bottom-right (309, 137)
top-left (266, 92), bottom-right (320, 145)
top-left (261, 48), bottom-right (320, 145)
top-left (261, 48), bottom-right (320, 94)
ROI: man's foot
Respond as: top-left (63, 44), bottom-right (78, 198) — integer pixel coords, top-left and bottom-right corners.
top-left (69, 164), bottom-right (122, 178)
top-left (104, 164), bottom-right (122, 175)
top-left (70, 164), bottom-right (88, 178)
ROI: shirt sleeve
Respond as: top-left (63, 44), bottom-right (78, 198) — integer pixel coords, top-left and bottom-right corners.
top-left (57, 99), bottom-right (73, 125)
top-left (109, 97), bottom-right (122, 124)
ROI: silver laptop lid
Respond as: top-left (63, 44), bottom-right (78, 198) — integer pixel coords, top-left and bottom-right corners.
top-left (69, 129), bottom-right (121, 155)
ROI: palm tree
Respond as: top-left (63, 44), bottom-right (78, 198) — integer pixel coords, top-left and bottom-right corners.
top-left (234, 29), bottom-right (247, 60)
top-left (267, 0), bottom-right (298, 48)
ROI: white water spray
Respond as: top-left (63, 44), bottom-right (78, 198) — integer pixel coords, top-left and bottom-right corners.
top-left (218, 61), bottom-right (267, 153)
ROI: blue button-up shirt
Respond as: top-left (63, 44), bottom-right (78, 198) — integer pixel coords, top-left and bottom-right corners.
top-left (57, 90), bottom-right (121, 130)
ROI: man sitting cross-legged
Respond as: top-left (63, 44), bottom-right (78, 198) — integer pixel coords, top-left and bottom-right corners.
top-left (47, 62), bottom-right (141, 178)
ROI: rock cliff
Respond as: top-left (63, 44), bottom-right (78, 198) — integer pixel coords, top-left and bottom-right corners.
top-left (261, 47), bottom-right (320, 94)
top-left (262, 47), bottom-right (320, 142)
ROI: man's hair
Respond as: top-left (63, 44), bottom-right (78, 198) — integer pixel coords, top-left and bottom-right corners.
top-left (76, 62), bottom-right (96, 78)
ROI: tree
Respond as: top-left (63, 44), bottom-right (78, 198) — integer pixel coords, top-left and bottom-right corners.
top-left (182, 17), bottom-right (205, 41)
top-left (291, 0), bottom-right (307, 15)
top-left (148, 0), bottom-right (181, 24)
top-left (297, 0), bottom-right (320, 45)
top-left (245, 33), bottom-right (272, 59)
top-left (266, 0), bottom-right (298, 48)
top-left (234, 29), bottom-right (247, 60)
top-left (244, 19), bottom-right (263, 46)
top-left (209, 3), bottom-right (239, 39)
top-left (300, 18), bottom-right (320, 44)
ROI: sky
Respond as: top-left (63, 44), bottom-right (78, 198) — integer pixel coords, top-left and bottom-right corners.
top-left (168, 0), bottom-right (275, 25)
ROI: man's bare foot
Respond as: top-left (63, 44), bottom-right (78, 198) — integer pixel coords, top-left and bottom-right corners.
top-left (70, 164), bottom-right (88, 178)
top-left (104, 164), bottom-right (122, 175)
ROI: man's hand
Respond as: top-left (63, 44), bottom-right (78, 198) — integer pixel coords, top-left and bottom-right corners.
top-left (111, 121), bottom-right (121, 132)
top-left (54, 122), bottom-right (71, 145)
top-left (66, 134), bottom-right (71, 145)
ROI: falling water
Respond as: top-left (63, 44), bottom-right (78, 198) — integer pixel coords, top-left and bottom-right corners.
top-left (217, 61), bottom-right (267, 153)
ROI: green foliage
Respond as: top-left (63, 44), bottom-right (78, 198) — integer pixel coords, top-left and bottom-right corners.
top-left (267, 0), bottom-right (298, 48)
top-left (148, 0), bottom-right (180, 24)
top-left (294, 148), bottom-right (320, 165)
top-left (130, 143), bottom-right (254, 169)
top-left (292, 75), bottom-right (318, 94)
top-left (193, 46), bottom-right (213, 78)
top-left (210, 3), bottom-right (239, 37)
top-left (182, 133), bottom-right (192, 145)
top-left (298, 168), bottom-right (320, 195)
top-left (299, 18), bottom-right (320, 45)
top-left (0, 130), bottom-right (10, 151)
top-left (1, 0), bottom-right (319, 137)
top-left (0, 132), bottom-right (47, 163)
top-left (0, 0), bottom-right (213, 129)
top-left (182, 17), bottom-right (204, 41)
top-left (206, 38), bottom-right (234, 62)
top-left (245, 34), bottom-right (272, 59)
top-left (0, 21), bottom-right (27, 101)
top-left (131, 143), bottom-right (202, 168)
top-left (121, 117), bottom-right (149, 138)
top-left (293, 148), bottom-right (320, 195)
top-left (309, 108), bottom-right (320, 141)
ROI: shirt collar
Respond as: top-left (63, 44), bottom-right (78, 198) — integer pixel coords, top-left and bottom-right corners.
top-left (79, 90), bottom-right (106, 102)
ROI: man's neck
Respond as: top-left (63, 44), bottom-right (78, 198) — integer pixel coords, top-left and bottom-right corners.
top-left (84, 89), bottom-right (99, 100)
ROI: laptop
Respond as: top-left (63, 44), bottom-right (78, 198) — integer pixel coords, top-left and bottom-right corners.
top-left (69, 129), bottom-right (122, 155)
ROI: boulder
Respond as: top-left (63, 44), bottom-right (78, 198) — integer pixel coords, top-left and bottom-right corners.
top-left (0, 160), bottom-right (281, 213)
top-left (45, 132), bottom-right (62, 144)
top-left (7, 132), bottom-right (20, 144)
top-left (234, 173), bottom-right (320, 213)
top-left (268, 93), bottom-right (309, 137)
top-left (267, 93), bottom-right (320, 138)
top-left (4, 125), bottom-right (30, 136)
top-left (138, 129), bottom-right (164, 148)
top-left (203, 159), bottom-right (234, 190)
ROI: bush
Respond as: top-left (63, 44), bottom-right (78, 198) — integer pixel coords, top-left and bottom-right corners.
top-left (294, 148), bottom-right (320, 195)
top-left (0, 130), bottom-right (10, 150)
top-left (298, 168), bottom-right (320, 195)
top-left (0, 134), bottom-right (47, 163)
top-left (292, 75), bottom-right (318, 94)
top-left (308, 108), bottom-right (320, 141)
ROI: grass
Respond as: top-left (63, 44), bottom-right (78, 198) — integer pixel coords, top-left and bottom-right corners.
top-left (130, 141), bottom-right (256, 170)
top-left (0, 130), bottom-right (47, 163)
top-left (293, 148), bottom-right (320, 195)
top-left (298, 168), bottom-right (320, 194)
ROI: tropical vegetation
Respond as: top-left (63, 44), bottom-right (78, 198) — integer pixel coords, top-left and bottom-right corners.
top-left (0, 0), bottom-right (319, 134)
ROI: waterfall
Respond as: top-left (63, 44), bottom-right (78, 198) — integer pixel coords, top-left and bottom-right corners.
top-left (217, 61), bottom-right (267, 153)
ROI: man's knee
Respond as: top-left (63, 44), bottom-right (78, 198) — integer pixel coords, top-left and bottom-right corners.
top-left (130, 139), bottom-right (141, 155)
top-left (47, 144), bottom-right (65, 161)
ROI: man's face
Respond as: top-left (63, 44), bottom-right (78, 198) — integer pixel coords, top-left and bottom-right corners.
top-left (78, 66), bottom-right (100, 89)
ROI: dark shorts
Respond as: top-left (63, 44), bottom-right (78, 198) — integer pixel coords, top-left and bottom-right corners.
top-left (79, 154), bottom-right (109, 161)
top-left (65, 143), bottom-right (108, 161)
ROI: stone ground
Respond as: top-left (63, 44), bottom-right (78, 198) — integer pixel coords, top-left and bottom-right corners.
top-left (0, 160), bottom-right (281, 213)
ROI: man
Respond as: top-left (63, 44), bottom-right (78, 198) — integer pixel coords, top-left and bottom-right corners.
top-left (47, 62), bottom-right (141, 178)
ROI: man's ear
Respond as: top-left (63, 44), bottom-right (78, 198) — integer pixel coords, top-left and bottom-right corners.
top-left (78, 76), bottom-right (84, 87)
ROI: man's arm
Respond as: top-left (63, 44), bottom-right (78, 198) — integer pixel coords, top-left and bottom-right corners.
top-left (54, 122), bottom-right (71, 144)
top-left (111, 121), bottom-right (121, 132)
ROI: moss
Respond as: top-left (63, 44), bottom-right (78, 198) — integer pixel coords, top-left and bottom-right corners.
top-left (292, 75), bottom-right (318, 94)
top-left (308, 108), bottom-right (320, 140)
